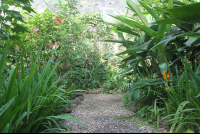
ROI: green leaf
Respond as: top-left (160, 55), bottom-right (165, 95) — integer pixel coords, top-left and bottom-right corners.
top-left (115, 27), bottom-right (140, 36)
top-left (100, 39), bottom-right (135, 45)
top-left (22, 5), bottom-right (35, 13)
top-left (118, 31), bottom-right (129, 48)
top-left (152, 17), bottom-right (185, 25)
top-left (168, 0), bottom-right (173, 8)
top-left (9, 35), bottom-right (21, 40)
top-left (105, 50), bottom-right (116, 59)
top-left (131, 89), bottom-right (140, 103)
top-left (0, 34), bottom-right (8, 40)
top-left (127, 78), bottom-right (164, 93)
top-left (0, 48), bottom-right (6, 89)
top-left (186, 37), bottom-right (198, 46)
top-left (156, 24), bottom-right (167, 42)
top-left (153, 7), bottom-right (166, 13)
top-left (46, 114), bottom-right (88, 129)
top-left (2, 124), bottom-right (9, 133)
top-left (126, 56), bottom-right (150, 66)
top-left (181, 57), bottom-right (200, 86)
top-left (125, 40), bottom-right (154, 54)
top-left (0, 103), bottom-right (25, 133)
top-left (11, 23), bottom-right (28, 33)
top-left (165, 3), bottom-right (200, 23)
top-left (159, 63), bottom-right (168, 74)
top-left (139, 1), bottom-right (161, 21)
top-left (126, 0), bottom-right (149, 26)
top-left (107, 13), bottom-right (156, 37)
top-left (162, 0), bottom-right (185, 5)
top-left (0, 97), bottom-right (15, 116)
top-left (150, 32), bottom-right (192, 50)
top-left (196, 93), bottom-right (200, 97)
top-left (117, 75), bottom-right (125, 84)
top-left (5, 10), bottom-right (22, 18)
top-left (98, 19), bottom-right (131, 29)
top-left (170, 101), bottom-right (190, 133)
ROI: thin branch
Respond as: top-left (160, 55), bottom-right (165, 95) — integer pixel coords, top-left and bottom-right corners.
top-left (42, 0), bottom-right (55, 13)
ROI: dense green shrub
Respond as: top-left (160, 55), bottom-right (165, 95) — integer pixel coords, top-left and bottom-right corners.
top-left (101, 0), bottom-right (200, 132)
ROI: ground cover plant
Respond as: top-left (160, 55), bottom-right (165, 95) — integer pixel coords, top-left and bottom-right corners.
top-left (101, 0), bottom-right (200, 132)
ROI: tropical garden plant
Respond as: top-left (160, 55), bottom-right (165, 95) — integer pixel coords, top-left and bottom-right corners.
top-left (100, 0), bottom-right (200, 132)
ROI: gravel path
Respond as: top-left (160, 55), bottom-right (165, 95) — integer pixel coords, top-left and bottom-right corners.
top-left (63, 94), bottom-right (143, 133)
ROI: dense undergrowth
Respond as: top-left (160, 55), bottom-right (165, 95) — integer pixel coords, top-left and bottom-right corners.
top-left (1, 0), bottom-right (200, 133)
top-left (101, 0), bottom-right (200, 133)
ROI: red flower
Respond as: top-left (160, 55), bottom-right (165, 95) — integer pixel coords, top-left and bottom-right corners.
top-left (54, 20), bottom-right (58, 24)
top-left (71, 37), bottom-right (76, 42)
top-left (56, 25), bottom-right (59, 29)
top-left (49, 42), bottom-right (53, 45)
top-left (49, 42), bottom-right (53, 49)
top-left (55, 42), bottom-right (58, 47)
top-left (67, 63), bottom-right (69, 65)
top-left (60, 18), bottom-right (66, 24)
top-left (79, 30), bottom-right (83, 34)
top-left (61, 63), bottom-right (64, 67)
top-left (94, 66), bottom-right (96, 69)
top-left (54, 15), bottom-right (60, 24)
top-left (55, 15), bottom-right (59, 20)
top-left (49, 45), bottom-right (53, 49)
top-left (34, 28), bottom-right (39, 35)
top-left (15, 46), bottom-right (18, 50)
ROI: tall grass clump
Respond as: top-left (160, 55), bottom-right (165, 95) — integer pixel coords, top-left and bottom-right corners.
top-left (0, 47), bottom-right (84, 133)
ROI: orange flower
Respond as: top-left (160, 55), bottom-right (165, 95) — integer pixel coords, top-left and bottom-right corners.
top-left (67, 63), bottom-right (69, 65)
top-left (100, 58), bottom-right (101, 61)
top-left (61, 63), bottom-right (63, 67)
top-left (94, 66), bottom-right (96, 69)
top-left (162, 71), bottom-right (170, 81)
top-left (162, 71), bottom-right (171, 89)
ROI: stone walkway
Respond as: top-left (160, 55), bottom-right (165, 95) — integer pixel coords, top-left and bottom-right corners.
top-left (63, 94), bottom-right (156, 133)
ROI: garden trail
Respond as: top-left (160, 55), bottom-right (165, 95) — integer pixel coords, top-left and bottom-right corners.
top-left (63, 94), bottom-right (155, 133)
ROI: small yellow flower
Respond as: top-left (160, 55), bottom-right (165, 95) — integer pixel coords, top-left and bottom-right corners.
top-left (100, 58), bottom-right (101, 61)
top-left (100, 53), bottom-right (102, 56)
top-left (112, 66), bottom-right (114, 70)
top-left (184, 51), bottom-right (186, 53)
top-left (122, 55), bottom-right (127, 59)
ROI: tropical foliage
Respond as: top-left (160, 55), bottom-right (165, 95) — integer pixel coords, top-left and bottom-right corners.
top-left (0, 0), bottom-right (113, 132)
top-left (101, 0), bottom-right (200, 132)
top-left (1, 0), bottom-right (200, 133)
